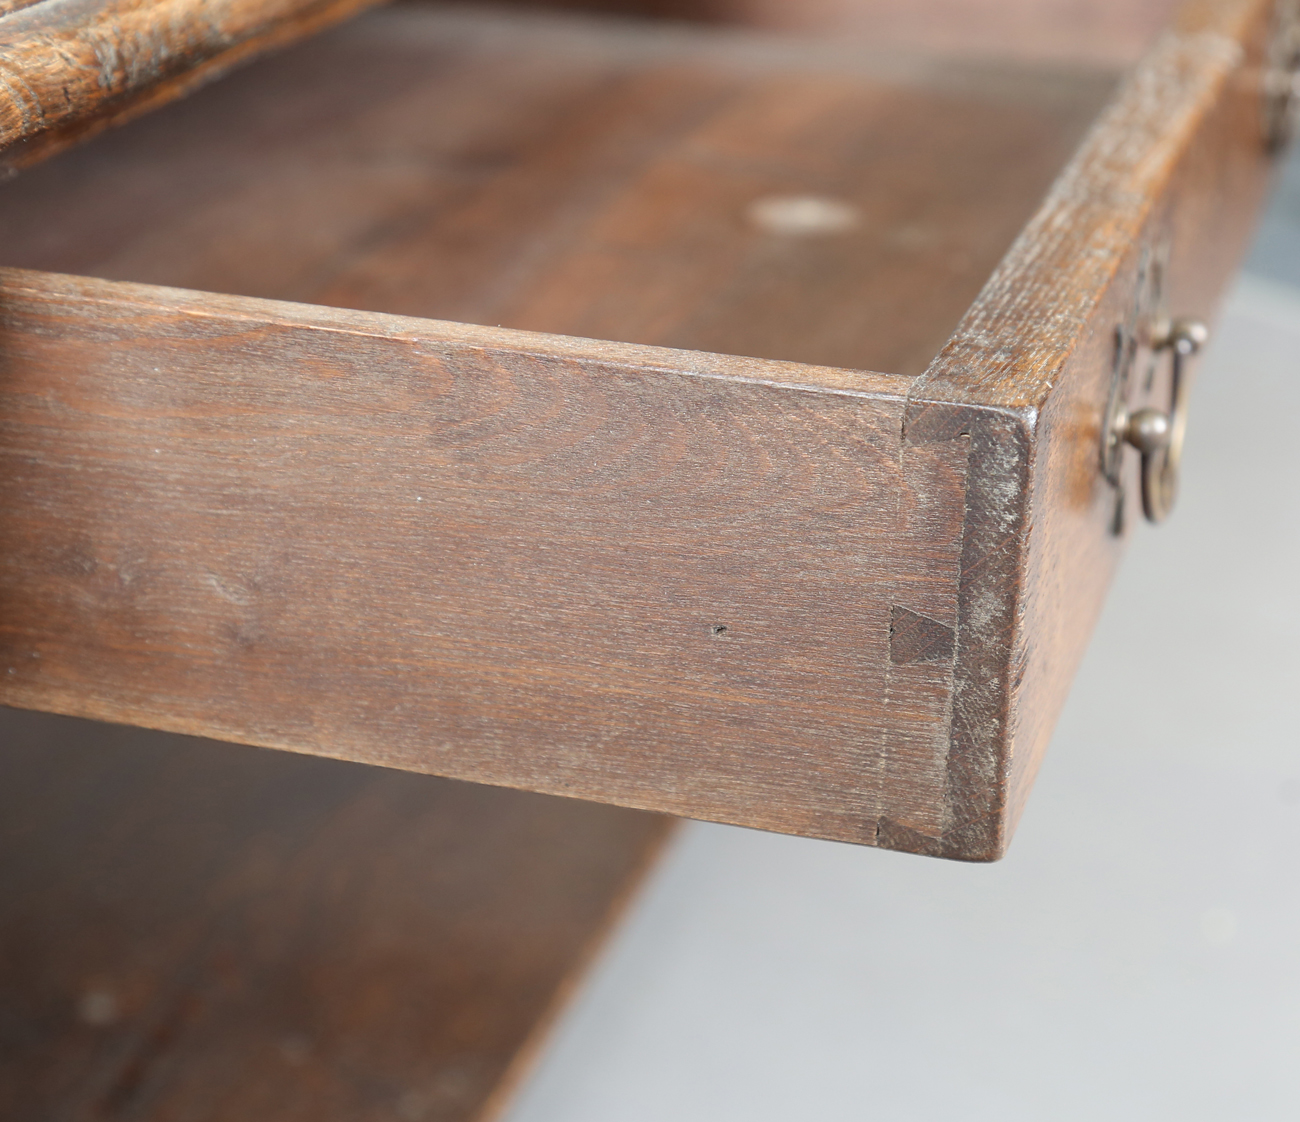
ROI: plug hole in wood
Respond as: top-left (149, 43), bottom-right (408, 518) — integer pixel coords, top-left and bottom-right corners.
top-left (747, 195), bottom-right (860, 236)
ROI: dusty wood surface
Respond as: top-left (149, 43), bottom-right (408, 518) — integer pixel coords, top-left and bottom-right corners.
top-left (0, 705), bottom-right (671, 1121)
top-left (504, 0), bottom-right (1184, 64)
top-left (0, 5), bottom-right (1116, 378)
top-left (903, 0), bottom-right (1281, 857)
top-left (0, 0), bottom-right (382, 171)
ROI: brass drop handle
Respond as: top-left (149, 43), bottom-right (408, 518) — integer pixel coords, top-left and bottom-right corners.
top-left (1111, 317), bottom-right (1208, 524)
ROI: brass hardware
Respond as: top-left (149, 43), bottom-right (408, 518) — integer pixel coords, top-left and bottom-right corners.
top-left (1106, 317), bottom-right (1208, 525)
top-left (1100, 245), bottom-right (1165, 528)
top-left (1266, 0), bottom-right (1300, 150)
top-left (1116, 406), bottom-right (1170, 456)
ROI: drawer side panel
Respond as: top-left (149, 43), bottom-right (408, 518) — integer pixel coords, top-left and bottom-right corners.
top-left (0, 269), bottom-right (965, 848)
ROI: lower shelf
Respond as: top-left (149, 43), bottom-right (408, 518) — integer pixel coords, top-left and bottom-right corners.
top-left (0, 707), bottom-right (670, 1120)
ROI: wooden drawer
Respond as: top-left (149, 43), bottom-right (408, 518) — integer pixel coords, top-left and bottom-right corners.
top-left (0, 0), bottom-right (1287, 860)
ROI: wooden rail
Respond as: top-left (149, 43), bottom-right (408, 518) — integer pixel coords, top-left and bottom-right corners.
top-left (0, 0), bottom-right (382, 170)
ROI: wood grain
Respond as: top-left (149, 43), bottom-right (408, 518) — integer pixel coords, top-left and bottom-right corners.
top-left (0, 5), bottom-right (1117, 378)
top-left (0, 2), bottom-right (1278, 859)
top-left (0, 705), bottom-right (670, 1121)
top-left (0, 0), bottom-right (382, 171)
top-left (0, 267), bottom-right (974, 849)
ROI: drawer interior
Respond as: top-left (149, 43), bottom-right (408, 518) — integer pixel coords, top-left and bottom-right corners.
top-left (0, 2), bottom-right (1118, 377)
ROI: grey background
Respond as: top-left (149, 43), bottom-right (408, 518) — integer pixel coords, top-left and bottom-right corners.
top-left (502, 155), bottom-right (1300, 1121)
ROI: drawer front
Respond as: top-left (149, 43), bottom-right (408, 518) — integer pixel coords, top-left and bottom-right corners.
top-left (907, 0), bottom-right (1284, 855)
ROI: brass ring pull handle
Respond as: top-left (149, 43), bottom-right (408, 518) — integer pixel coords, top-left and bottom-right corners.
top-left (1111, 317), bottom-right (1208, 524)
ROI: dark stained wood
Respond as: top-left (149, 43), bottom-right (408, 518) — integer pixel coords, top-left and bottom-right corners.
top-left (903, 0), bottom-right (1281, 857)
top-left (0, 705), bottom-right (671, 1121)
top-left (0, 268), bottom-right (972, 848)
top-left (0, 5), bottom-right (1117, 378)
top-left (0, 1), bottom-right (1279, 860)
top-left (0, 0), bottom-right (383, 172)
